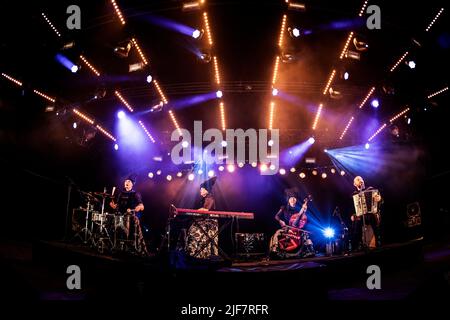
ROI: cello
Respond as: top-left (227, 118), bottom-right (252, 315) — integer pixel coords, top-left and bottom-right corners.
top-left (279, 195), bottom-right (312, 252)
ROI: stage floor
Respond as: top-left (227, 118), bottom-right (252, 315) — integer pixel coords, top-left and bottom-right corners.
top-left (1, 238), bottom-right (448, 302)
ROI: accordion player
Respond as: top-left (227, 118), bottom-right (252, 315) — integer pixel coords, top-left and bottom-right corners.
top-left (351, 176), bottom-right (383, 249)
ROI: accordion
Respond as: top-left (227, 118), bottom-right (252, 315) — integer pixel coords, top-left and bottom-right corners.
top-left (353, 189), bottom-right (380, 216)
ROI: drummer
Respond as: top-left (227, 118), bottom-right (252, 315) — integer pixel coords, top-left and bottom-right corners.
top-left (110, 175), bottom-right (148, 255)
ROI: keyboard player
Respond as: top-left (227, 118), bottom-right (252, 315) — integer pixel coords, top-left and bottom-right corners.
top-left (185, 177), bottom-right (219, 259)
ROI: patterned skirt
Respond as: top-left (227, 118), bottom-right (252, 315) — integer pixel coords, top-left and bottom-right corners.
top-left (185, 218), bottom-right (218, 259)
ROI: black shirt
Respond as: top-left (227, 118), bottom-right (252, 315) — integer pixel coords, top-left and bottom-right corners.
top-left (275, 204), bottom-right (300, 225)
top-left (113, 189), bottom-right (143, 214)
top-left (200, 194), bottom-right (215, 210)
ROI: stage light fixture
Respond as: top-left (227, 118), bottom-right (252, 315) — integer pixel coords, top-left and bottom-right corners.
top-left (425, 8), bottom-right (444, 32)
top-left (260, 164), bottom-right (268, 172)
top-left (321, 173), bottom-right (327, 179)
top-left (131, 38), bottom-right (149, 65)
top-left (227, 164), bottom-right (235, 173)
top-left (287, 2), bottom-right (306, 12)
top-left (182, 1), bottom-right (204, 12)
top-left (340, 170), bottom-right (345, 176)
top-left (272, 88), bottom-right (279, 96)
top-left (371, 99), bottom-right (379, 108)
top-left (353, 37), bottom-right (369, 51)
top-left (281, 52), bottom-right (296, 63)
top-left (220, 102), bottom-right (226, 131)
top-left (203, 12), bottom-right (213, 46)
top-left (323, 227), bottom-right (335, 238)
top-left (41, 12), bottom-right (61, 37)
top-left (290, 167), bottom-right (296, 173)
top-left (148, 172), bottom-right (154, 178)
top-left (365, 143), bottom-right (370, 149)
top-left (279, 168), bottom-right (286, 175)
top-left (340, 32), bottom-right (354, 59)
top-left (199, 52), bottom-right (212, 63)
top-left (188, 173), bottom-right (195, 181)
top-left (156, 170), bottom-right (162, 176)
top-left (359, 0), bottom-right (369, 16)
top-left (73, 109), bottom-right (94, 125)
top-left (268, 139), bottom-right (274, 146)
top-left (117, 110), bottom-right (125, 119)
top-left (368, 123), bottom-right (387, 142)
top-left (218, 166), bottom-right (224, 172)
top-left (407, 61), bottom-right (416, 69)
top-left (73, 122), bottom-right (77, 129)
top-left (269, 164), bottom-right (276, 171)
top-left (208, 170), bottom-right (215, 178)
top-left (138, 121), bottom-right (156, 143)
top-left (238, 162), bottom-right (244, 168)
top-left (192, 29), bottom-right (203, 39)
top-left (1, 73), bottom-right (23, 86)
top-left (213, 56), bottom-right (221, 85)
top-left (182, 141), bottom-right (189, 148)
top-left (71, 65), bottom-right (79, 73)
top-left (153, 80), bottom-right (168, 104)
top-left (110, 0), bottom-right (126, 25)
top-left (197, 169), bottom-right (203, 175)
top-left (33, 89), bottom-right (56, 103)
top-left (278, 15), bottom-right (287, 48)
top-left (331, 168), bottom-right (336, 174)
top-left (359, 87), bottom-right (376, 109)
top-left (323, 70), bottom-right (336, 95)
top-left (308, 137), bottom-right (315, 144)
top-left (427, 87), bottom-right (448, 99)
top-left (344, 72), bottom-right (349, 80)
top-left (114, 91), bottom-right (134, 112)
top-left (251, 162), bottom-right (257, 168)
top-left (114, 40), bottom-right (132, 58)
top-left (299, 172), bottom-right (306, 179)
top-left (216, 90), bottom-right (223, 98)
top-left (272, 56), bottom-right (280, 85)
top-left (96, 125), bottom-right (116, 142)
top-left (114, 144), bottom-right (119, 151)
top-left (390, 51), bottom-right (409, 72)
top-left (166, 175), bottom-right (172, 181)
top-left (177, 172), bottom-right (183, 178)
top-left (288, 27), bottom-right (301, 38)
top-left (146, 75), bottom-right (153, 83)
top-left (221, 140), bottom-right (227, 147)
top-left (80, 55), bottom-right (101, 76)
top-left (150, 102), bottom-right (164, 113)
top-left (312, 170), bottom-right (318, 176)
top-left (389, 108), bottom-right (410, 123)
top-left (329, 87), bottom-right (342, 99)
top-left (269, 101), bottom-right (275, 130)
top-left (312, 104), bottom-right (323, 130)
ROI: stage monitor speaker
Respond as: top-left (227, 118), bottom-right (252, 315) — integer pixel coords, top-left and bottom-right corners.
top-left (235, 233), bottom-right (266, 258)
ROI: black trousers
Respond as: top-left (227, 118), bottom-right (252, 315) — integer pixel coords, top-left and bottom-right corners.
top-left (351, 213), bottom-right (381, 249)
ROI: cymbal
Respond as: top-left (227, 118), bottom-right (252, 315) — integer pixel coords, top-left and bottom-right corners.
top-left (93, 191), bottom-right (113, 198)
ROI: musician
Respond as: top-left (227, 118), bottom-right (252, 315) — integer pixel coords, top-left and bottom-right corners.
top-left (350, 176), bottom-right (382, 250)
top-left (110, 176), bottom-right (148, 255)
top-left (270, 189), bottom-right (310, 254)
top-left (185, 177), bottom-right (219, 259)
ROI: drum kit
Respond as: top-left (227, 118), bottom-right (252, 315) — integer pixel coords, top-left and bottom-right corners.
top-left (71, 190), bottom-right (146, 256)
